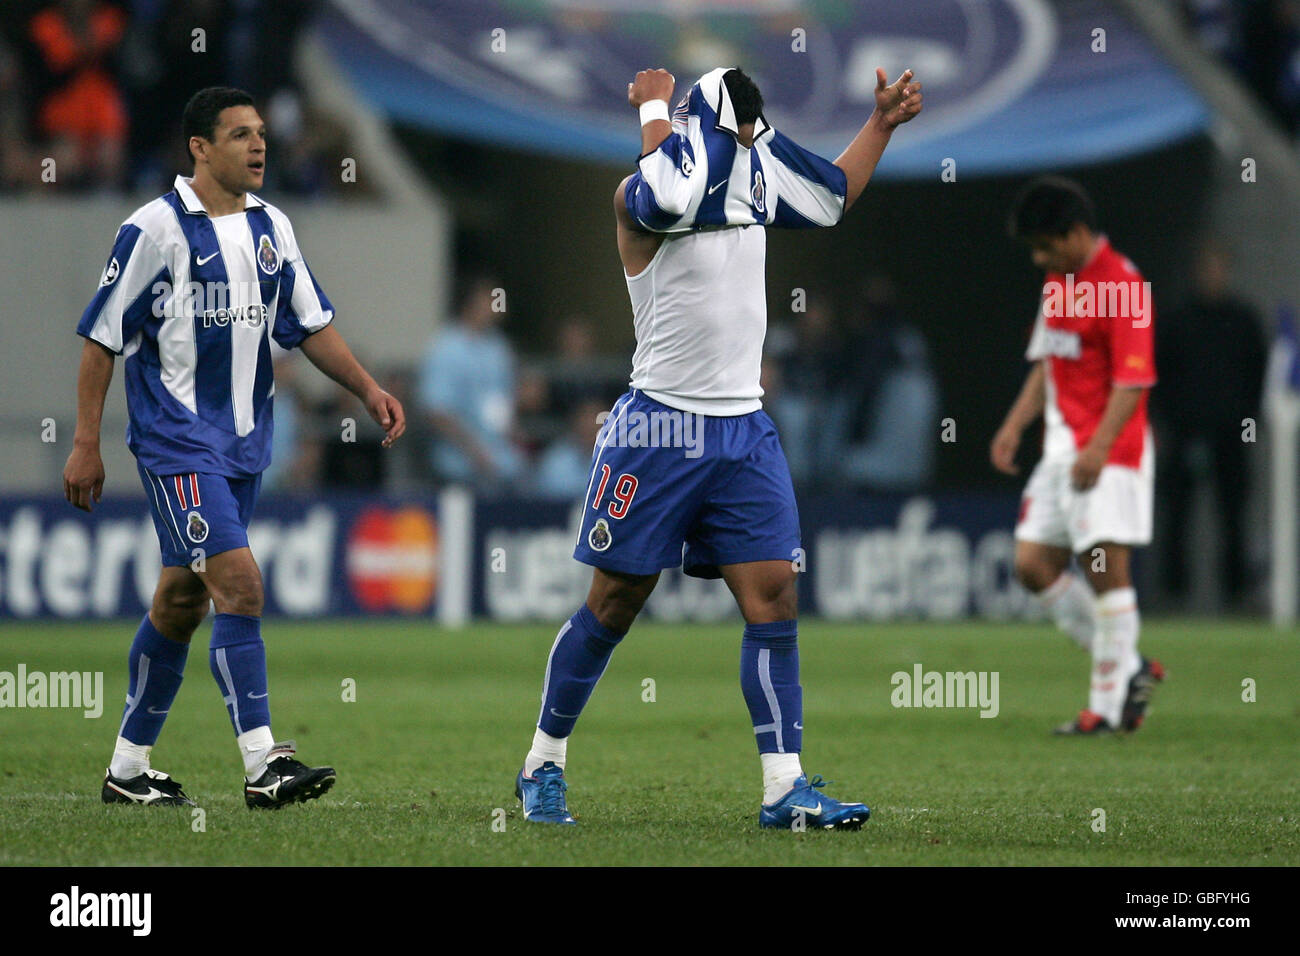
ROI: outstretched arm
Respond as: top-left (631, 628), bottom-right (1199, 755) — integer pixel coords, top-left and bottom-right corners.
top-left (835, 68), bottom-right (923, 213)
top-left (300, 325), bottom-right (406, 447)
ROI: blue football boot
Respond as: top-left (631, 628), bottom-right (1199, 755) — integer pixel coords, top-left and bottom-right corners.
top-left (515, 761), bottom-right (577, 825)
top-left (759, 774), bottom-right (870, 830)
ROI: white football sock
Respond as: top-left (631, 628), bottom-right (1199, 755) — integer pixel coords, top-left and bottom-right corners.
top-left (238, 725), bottom-right (276, 779)
top-left (1089, 587), bottom-right (1142, 727)
top-left (761, 752), bottom-right (804, 805)
top-left (1039, 571), bottom-right (1096, 652)
top-left (524, 727), bottom-right (567, 776)
top-left (109, 737), bottom-right (152, 779)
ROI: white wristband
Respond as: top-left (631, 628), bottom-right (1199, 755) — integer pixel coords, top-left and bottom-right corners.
top-left (639, 100), bottom-right (670, 126)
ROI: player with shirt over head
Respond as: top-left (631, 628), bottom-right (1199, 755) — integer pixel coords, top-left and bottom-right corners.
top-left (515, 65), bottom-right (922, 827)
top-left (991, 176), bottom-right (1164, 735)
top-left (64, 87), bottom-right (406, 807)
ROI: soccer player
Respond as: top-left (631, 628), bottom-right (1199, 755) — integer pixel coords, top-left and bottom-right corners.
top-left (990, 176), bottom-right (1164, 735)
top-left (515, 65), bottom-right (922, 827)
top-left (63, 87), bottom-right (406, 807)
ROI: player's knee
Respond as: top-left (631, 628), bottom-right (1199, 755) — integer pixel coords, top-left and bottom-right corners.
top-left (152, 588), bottom-right (209, 640)
top-left (747, 575), bottom-right (797, 623)
top-left (588, 588), bottom-right (646, 633)
top-left (209, 567), bottom-right (264, 617)
top-left (1013, 554), bottom-right (1056, 593)
top-left (586, 571), bottom-right (657, 633)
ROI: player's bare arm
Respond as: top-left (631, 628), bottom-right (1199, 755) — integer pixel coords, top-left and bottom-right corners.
top-left (613, 174), bottom-right (665, 276)
top-left (299, 325), bottom-right (406, 447)
top-left (614, 68), bottom-right (678, 276)
top-left (990, 362), bottom-right (1047, 475)
top-left (63, 338), bottom-right (115, 511)
top-left (1070, 385), bottom-right (1145, 491)
top-left (628, 68), bottom-right (675, 155)
top-left (835, 68), bottom-right (923, 212)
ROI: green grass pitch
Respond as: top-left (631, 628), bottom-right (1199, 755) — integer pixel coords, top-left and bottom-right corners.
top-left (0, 618), bottom-right (1296, 866)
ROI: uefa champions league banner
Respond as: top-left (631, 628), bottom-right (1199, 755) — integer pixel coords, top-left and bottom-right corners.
top-left (320, 0), bottom-right (1208, 177)
top-left (0, 492), bottom-right (1035, 620)
top-left (471, 492), bottom-right (1039, 622)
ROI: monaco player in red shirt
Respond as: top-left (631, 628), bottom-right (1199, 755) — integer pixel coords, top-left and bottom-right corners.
top-left (991, 176), bottom-right (1165, 734)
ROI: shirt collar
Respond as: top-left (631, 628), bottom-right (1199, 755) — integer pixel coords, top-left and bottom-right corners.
top-left (172, 175), bottom-right (266, 216)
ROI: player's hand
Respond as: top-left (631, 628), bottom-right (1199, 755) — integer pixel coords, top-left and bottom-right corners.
top-left (364, 389), bottom-right (406, 448)
top-left (628, 68), bottom-right (675, 109)
top-left (1071, 444), bottom-right (1107, 491)
top-left (874, 68), bottom-right (922, 128)
top-left (990, 424), bottom-right (1021, 475)
top-left (63, 443), bottom-right (105, 512)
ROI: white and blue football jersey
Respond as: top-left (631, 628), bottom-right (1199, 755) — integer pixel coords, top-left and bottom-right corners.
top-left (77, 176), bottom-right (333, 478)
top-left (625, 68), bottom-right (848, 233)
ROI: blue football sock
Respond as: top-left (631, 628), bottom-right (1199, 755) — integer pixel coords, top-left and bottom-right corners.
top-left (537, 604), bottom-right (626, 738)
top-left (118, 614), bottom-right (189, 746)
top-left (209, 613), bottom-right (271, 736)
top-left (740, 620), bottom-right (803, 754)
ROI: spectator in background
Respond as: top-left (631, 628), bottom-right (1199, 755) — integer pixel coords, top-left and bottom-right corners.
top-left (0, 33), bottom-right (37, 189)
top-left (534, 398), bottom-right (608, 500)
top-left (417, 275), bottom-right (523, 491)
top-left (27, 0), bottom-right (128, 188)
top-left (1156, 238), bottom-right (1267, 607)
top-left (839, 275), bottom-right (940, 492)
top-left (766, 293), bottom-right (850, 488)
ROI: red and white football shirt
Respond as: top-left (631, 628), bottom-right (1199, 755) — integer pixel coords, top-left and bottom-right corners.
top-left (1025, 236), bottom-right (1156, 468)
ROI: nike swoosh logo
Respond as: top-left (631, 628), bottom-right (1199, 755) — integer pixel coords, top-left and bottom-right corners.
top-left (147, 706), bottom-right (169, 715)
top-left (247, 691), bottom-right (269, 699)
top-left (707, 181), bottom-right (727, 195)
top-left (791, 804), bottom-right (822, 815)
top-left (196, 251), bottom-right (220, 266)
top-left (793, 721), bottom-right (803, 730)
top-left (550, 707), bottom-right (580, 719)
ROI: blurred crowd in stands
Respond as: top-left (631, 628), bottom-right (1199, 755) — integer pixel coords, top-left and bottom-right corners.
top-left (265, 271), bottom-right (943, 502)
top-left (0, 0), bottom-right (342, 194)
top-left (1181, 0), bottom-right (1300, 135)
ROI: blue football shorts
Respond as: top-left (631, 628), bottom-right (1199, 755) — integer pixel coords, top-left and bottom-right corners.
top-left (137, 463), bottom-right (262, 568)
top-left (573, 389), bottom-right (801, 578)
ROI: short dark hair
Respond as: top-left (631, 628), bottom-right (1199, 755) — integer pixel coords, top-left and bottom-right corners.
top-left (182, 87), bottom-right (256, 164)
top-left (723, 67), bottom-right (764, 127)
top-left (1008, 175), bottom-right (1098, 239)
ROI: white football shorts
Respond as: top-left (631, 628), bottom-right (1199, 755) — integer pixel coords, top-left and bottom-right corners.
top-left (1014, 447), bottom-right (1153, 553)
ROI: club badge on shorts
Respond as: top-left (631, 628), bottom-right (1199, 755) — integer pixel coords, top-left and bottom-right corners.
top-left (588, 518), bottom-right (612, 552)
top-left (187, 511), bottom-right (210, 543)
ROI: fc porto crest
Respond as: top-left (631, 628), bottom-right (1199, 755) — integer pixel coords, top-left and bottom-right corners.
top-left (588, 518), bottom-right (612, 553)
top-left (750, 170), bottom-right (766, 214)
top-left (186, 511), bottom-right (210, 543)
top-left (256, 234), bottom-right (279, 275)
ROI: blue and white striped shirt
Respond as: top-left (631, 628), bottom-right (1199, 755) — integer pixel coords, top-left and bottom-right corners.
top-left (625, 68), bottom-right (848, 233)
top-left (77, 176), bottom-right (334, 478)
